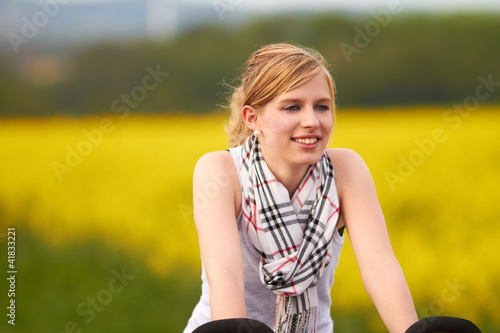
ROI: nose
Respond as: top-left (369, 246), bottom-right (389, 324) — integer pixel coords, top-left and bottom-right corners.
top-left (301, 107), bottom-right (320, 129)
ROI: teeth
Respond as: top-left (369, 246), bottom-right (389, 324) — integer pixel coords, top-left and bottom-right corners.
top-left (293, 138), bottom-right (318, 144)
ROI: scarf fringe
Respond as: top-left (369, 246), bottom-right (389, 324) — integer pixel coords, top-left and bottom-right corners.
top-left (275, 296), bottom-right (317, 333)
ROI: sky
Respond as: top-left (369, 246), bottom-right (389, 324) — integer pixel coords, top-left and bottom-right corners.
top-left (70, 0), bottom-right (500, 13)
top-left (211, 0), bottom-right (500, 13)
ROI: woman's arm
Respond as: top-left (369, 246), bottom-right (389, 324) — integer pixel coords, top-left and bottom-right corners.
top-left (192, 151), bottom-right (246, 320)
top-left (329, 148), bottom-right (418, 333)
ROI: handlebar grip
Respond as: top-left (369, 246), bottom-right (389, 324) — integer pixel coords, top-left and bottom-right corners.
top-left (405, 316), bottom-right (481, 333)
top-left (192, 318), bottom-right (274, 333)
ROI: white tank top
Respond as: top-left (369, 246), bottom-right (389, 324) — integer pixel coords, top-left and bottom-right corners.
top-left (183, 147), bottom-right (345, 333)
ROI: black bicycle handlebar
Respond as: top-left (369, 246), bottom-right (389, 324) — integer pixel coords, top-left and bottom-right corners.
top-left (404, 316), bottom-right (482, 333)
top-left (192, 316), bottom-right (482, 332)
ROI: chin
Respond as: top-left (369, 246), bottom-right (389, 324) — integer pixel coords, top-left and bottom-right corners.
top-left (296, 154), bottom-right (323, 166)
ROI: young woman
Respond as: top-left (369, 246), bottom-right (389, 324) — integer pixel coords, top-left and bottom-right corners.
top-left (184, 43), bottom-right (418, 333)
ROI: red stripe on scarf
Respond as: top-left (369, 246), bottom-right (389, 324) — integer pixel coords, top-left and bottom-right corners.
top-left (297, 163), bottom-right (318, 192)
top-left (291, 280), bottom-right (297, 294)
top-left (243, 196), bottom-right (264, 233)
top-left (271, 255), bottom-right (297, 274)
top-left (243, 210), bottom-right (264, 233)
top-left (322, 195), bottom-right (339, 222)
top-left (297, 195), bottom-right (303, 208)
top-left (254, 179), bottom-right (280, 187)
top-left (272, 244), bottom-right (300, 256)
top-left (239, 146), bottom-right (253, 174)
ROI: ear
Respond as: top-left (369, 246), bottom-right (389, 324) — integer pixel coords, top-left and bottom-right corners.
top-left (242, 105), bottom-right (259, 131)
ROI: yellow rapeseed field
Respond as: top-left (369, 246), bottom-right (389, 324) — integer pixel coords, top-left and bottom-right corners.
top-left (0, 107), bottom-right (498, 330)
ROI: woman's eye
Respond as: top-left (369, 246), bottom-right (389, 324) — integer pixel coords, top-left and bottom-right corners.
top-left (283, 105), bottom-right (300, 111)
top-left (316, 105), bottom-right (330, 111)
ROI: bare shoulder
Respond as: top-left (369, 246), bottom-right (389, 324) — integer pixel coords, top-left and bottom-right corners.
top-left (193, 150), bottom-right (241, 214)
top-left (326, 148), bottom-right (370, 177)
top-left (194, 150), bottom-right (237, 176)
top-left (326, 148), bottom-right (374, 196)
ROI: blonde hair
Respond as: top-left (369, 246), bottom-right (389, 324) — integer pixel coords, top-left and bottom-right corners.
top-left (225, 43), bottom-right (336, 147)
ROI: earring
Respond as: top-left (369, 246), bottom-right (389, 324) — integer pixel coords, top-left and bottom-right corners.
top-left (253, 129), bottom-right (260, 137)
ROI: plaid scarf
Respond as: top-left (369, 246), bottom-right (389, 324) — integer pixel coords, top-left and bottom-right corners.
top-left (239, 134), bottom-right (339, 333)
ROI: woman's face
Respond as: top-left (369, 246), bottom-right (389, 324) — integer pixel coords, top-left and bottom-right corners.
top-left (256, 72), bottom-right (334, 172)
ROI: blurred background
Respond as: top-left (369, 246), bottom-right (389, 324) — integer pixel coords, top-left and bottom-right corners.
top-left (0, 0), bottom-right (499, 332)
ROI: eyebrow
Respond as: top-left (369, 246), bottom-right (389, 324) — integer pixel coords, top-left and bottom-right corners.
top-left (278, 97), bottom-right (332, 105)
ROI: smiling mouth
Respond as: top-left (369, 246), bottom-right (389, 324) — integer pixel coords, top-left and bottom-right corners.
top-left (292, 137), bottom-right (318, 144)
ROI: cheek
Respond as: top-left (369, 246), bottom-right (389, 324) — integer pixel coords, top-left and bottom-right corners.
top-left (322, 114), bottom-right (334, 132)
top-left (265, 115), bottom-right (292, 134)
